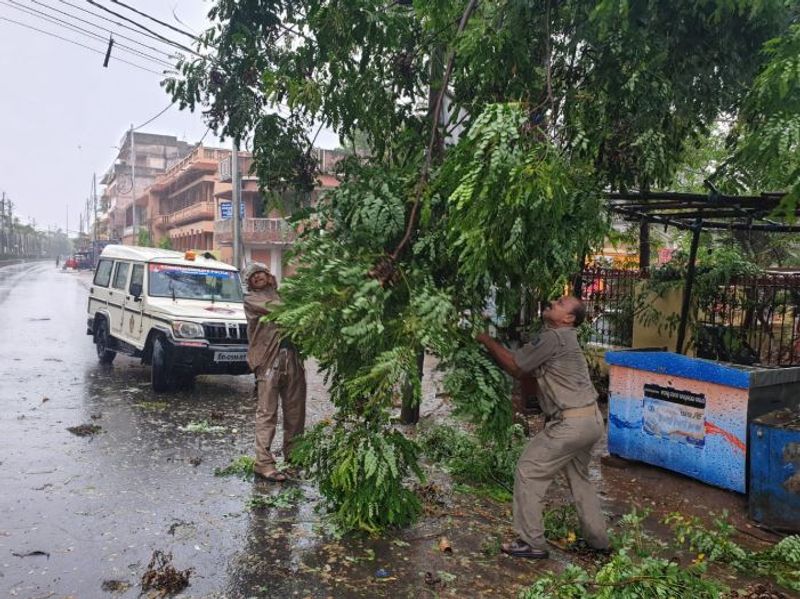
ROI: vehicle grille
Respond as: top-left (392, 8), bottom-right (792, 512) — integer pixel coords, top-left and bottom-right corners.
top-left (202, 322), bottom-right (249, 345)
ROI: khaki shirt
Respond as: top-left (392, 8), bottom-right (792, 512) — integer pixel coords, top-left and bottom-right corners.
top-left (244, 289), bottom-right (282, 372)
top-left (512, 327), bottom-right (597, 418)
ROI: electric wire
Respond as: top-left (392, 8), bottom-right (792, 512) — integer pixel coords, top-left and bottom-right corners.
top-left (108, 0), bottom-right (196, 41)
top-left (1, 0), bottom-right (175, 67)
top-left (0, 15), bottom-right (163, 75)
top-left (85, 0), bottom-right (198, 56)
top-left (134, 102), bottom-right (174, 130)
top-left (58, 0), bottom-right (195, 56)
top-left (28, 0), bottom-right (176, 59)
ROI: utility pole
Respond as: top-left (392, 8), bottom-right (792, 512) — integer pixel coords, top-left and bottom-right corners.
top-left (130, 125), bottom-right (137, 241)
top-left (93, 172), bottom-right (98, 244)
top-left (7, 199), bottom-right (15, 256)
top-left (1, 191), bottom-right (5, 255)
top-left (232, 139), bottom-right (242, 269)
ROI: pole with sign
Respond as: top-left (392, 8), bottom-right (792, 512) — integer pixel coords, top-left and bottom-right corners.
top-left (232, 140), bottom-right (242, 270)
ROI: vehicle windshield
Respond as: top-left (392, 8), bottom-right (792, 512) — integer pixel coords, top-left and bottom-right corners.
top-left (148, 263), bottom-right (243, 302)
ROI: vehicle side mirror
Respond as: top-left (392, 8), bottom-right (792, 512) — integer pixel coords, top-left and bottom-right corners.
top-left (130, 282), bottom-right (143, 299)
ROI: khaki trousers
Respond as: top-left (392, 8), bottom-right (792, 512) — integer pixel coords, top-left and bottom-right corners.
top-left (513, 405), bottom-right (608, 550)
top-left (254, 349), bottom-right (306, 473)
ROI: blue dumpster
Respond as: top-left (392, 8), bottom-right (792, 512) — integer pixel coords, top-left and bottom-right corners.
top-left (606, 350), bottom-right (800, 493)
top-left (749, 409), bottom-right (800, 531)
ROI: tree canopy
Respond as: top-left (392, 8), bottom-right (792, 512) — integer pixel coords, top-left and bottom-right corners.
top-left (167, 0), bottom-right (799, 532)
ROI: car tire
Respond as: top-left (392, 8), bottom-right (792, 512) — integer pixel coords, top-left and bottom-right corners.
top-left (151, 337), bottom-right (174, 393)
top-left (95, 319), bottom-right (116, 364)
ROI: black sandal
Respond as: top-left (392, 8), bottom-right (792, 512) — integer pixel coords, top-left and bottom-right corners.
top-left (255, 469), bottom-right (287, 482)
top-left (501, 539), bottom-right (549, 559)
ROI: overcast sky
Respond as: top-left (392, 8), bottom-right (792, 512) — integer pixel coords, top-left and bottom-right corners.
top-left (0, 0), bottom-right (337, 234)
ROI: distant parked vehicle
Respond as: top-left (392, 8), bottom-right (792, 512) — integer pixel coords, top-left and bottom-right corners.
top-left (63, 256), bottom-right (78, 270)
top-left (75, 252), bottom-right (92, 270)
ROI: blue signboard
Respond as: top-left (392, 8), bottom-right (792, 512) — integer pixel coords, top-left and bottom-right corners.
top-left (219, 201), bottom-right (245, 220)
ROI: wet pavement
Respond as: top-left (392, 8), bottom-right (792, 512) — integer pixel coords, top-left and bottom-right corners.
top-left (0, 262), bottom-right (330, 598)
top-left (0, 262), bottom-right (786, 598)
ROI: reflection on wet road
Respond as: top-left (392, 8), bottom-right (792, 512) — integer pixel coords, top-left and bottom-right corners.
top-left (0, 262), bottom-right (332, 598)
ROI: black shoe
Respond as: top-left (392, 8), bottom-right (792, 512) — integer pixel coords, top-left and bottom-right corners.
top-left (501, 539), bottom-right (549, 559)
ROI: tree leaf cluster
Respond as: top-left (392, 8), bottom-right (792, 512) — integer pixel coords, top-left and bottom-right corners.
top-left (167, 0), bottom-right (798, 533)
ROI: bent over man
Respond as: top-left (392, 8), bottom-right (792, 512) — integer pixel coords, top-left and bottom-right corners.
top-left (243, 262), bottom-right (306, 482)
top-left (477, 295), bottom-right (608, 559)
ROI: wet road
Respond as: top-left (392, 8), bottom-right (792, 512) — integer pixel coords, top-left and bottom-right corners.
top-left (2, 262), bottom-right (767, 598)
top-left (0, 262), bottom-right (333, 598)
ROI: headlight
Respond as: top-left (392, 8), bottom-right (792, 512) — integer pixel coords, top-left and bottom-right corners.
top-left (172, 321), bottom-right (205, 339)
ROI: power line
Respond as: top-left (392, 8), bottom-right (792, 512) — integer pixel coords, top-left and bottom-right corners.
top-left (135, 102), bottom-right (174, 130)
top-left (28, 0), bottom-right (176, 59)
top-left (108, 0), bottom-right (196, 41)
top-left (0, 15), bottom-right (163, 75)
top-left (1, 0), bottom-right (174, 67)
top-left (57, 0), bottom-right (193, 56)
top-left (86, 0), bottom-right (198, 56)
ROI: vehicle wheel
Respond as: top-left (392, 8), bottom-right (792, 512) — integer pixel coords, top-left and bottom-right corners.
top-left (151, 337), bottom-right (174, 393)
top-left (94, 319), bottom-right (116, 364)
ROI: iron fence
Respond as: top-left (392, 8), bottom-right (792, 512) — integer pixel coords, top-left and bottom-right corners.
top-left (695, 272), bottom-right (800, 367)
top-left (578, 267), bottom-right (642, 348)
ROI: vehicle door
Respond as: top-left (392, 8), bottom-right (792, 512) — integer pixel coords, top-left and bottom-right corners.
top-left (89, 258), bottom-right (114, 318)
top-left (109, 261), bottom-right (130, 336)
top-left (125, 263), bottom-right (146, 347)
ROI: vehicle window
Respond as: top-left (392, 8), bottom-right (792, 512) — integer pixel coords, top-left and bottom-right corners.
top-left (94, 259), bottom-right (113, 287)
top-left (129, 264), bottom-right (144, 293)
top-left (148, 264), bottom-right (244, 302)
top-left (112, 262), bottom-right (130, 290)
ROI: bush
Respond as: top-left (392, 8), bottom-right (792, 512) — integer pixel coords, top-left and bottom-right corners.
top-left (419, 423), bottom-right (525, 501)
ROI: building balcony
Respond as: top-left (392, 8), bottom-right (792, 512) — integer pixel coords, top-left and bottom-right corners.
top-left (150, 146), bottom-right (231, 191)
top-left (157, 200), bottom-right (215, 229)
top-left (215, 218), bottom-right (296, 245)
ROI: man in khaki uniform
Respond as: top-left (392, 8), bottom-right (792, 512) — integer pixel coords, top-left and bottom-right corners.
top-left (477, 295), bottom-right (608, 559)
top-left (243, 263), bottom-right (306, 482)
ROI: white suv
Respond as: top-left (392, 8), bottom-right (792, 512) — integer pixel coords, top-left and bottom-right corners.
top-left (87, 245), bottom-right (250, 392)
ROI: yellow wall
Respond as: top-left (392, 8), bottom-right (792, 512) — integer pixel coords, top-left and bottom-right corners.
top-left (632, 285), bottom-right (694, 355)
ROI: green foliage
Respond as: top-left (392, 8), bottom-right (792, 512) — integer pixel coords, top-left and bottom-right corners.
top-left (666, 511), bottom-right (800, 591)
top-left (521, 550), bottom-right (723, 599)
top-left (419, 423), bottom-right (525, 501)
top-left (665, 511), bottom-right (748, 565)
top-left (292, 421), bottom-right (423, 533)
top-left (522, 508), bottom-right (800, 597)
top-left (731, 23), bottom-right (800, 210)
top-left (137, 228), bottom-right (153, 248)
top-left (610, 508), bottom-right (666, 557)
top-left (543, 505), bottom-right (580, 543)
top-left (167, 0), bottom-right (798, 535)
top-left (521, 509), bottom-right (724, 599)
top-left (435, 103), bottom-right (606, 317)
top-left (157, 236), bottom-right (172, 250)
top-left (214, 455), bottom-right (255, 479)
top-left (440, 343), bottom-right (514, 442)
top-left (247, 487), bottom-right (304, 510)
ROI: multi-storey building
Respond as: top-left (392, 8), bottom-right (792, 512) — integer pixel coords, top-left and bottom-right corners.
top-left (146, 144), bottom-right (232, 251)
top-left (213, 148), bottom-right (347, 281)
top-left (99, 132), bottom-right (190, 243)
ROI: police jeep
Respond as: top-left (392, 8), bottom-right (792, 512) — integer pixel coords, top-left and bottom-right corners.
top-left (87, 245), bottom-right (250, 392)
